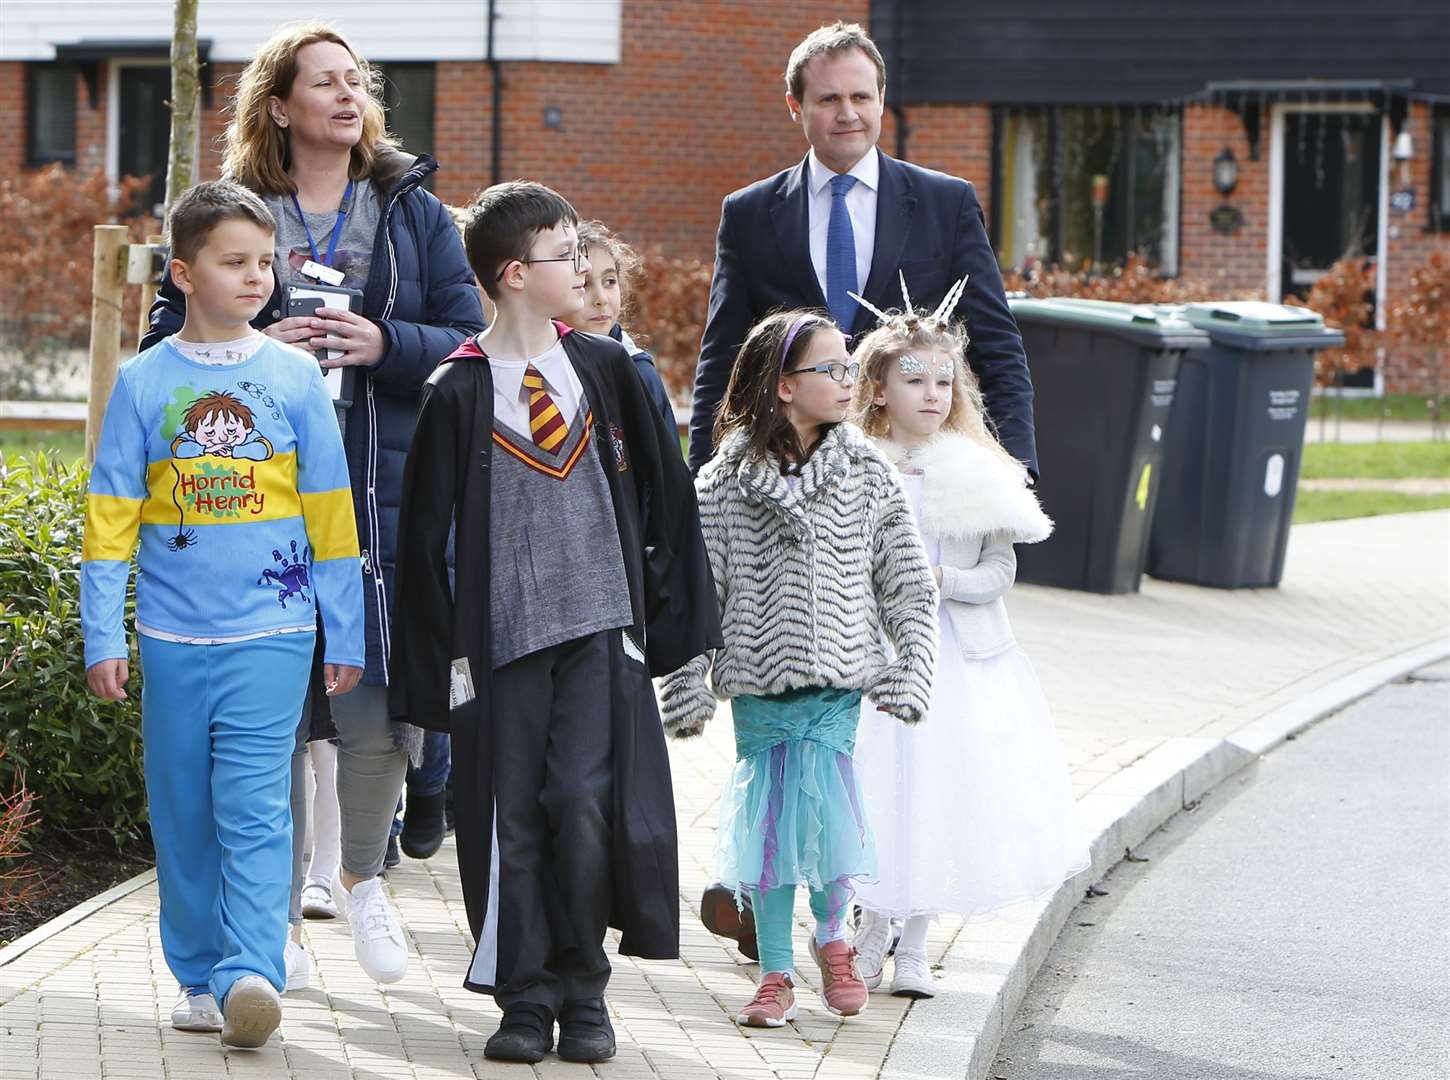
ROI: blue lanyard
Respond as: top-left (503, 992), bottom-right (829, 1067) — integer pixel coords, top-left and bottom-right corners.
top-left (291, 179), bottom-right (354, 268)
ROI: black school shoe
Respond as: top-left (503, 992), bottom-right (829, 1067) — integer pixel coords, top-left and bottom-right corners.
top-left (558, 998), bottom-right (615, 1063)
top-left (399, 790), bottom-right (447, 860)
top-left (484, 1003), bottom-right (555, 1063)
top-left (700, 882), bottom-right (758, 961)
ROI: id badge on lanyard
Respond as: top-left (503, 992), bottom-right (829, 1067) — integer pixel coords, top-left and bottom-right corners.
top-left (288, 181), bottom-right (361, 406)
top-left (293, 180), bottom-right (354, 286)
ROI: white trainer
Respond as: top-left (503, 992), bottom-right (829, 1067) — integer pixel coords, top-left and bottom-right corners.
top-left (300, 882), bottom-right (338, 920)
top-left (332, 871), bottom-right (408, 983)
top-left (220, 975), bottom-right (281, 1048)
top-left (170, 987), bottom-right (222, 1033)
top-left (890, 948), bottom-right (936, 999)
top-left (852, 907), bottom-right (893, 991)
top-left (284, 939), bottom-right (311, 992)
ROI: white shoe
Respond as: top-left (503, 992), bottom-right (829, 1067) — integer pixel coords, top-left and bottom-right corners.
top-left (300, 882), bottom-right (338, 920)
top-left (332, 872), bottom-right (408, 983)
top-left (220, 975), bottom-right (281, 1048)
top-left (284, 939), bottom-right (311, 992)
top-left (890, 948), bottom-right (936, 999)
top-left (852, 907), bottom-right (892, 991)
top-left (170, 987), bottom-right (222, 1033)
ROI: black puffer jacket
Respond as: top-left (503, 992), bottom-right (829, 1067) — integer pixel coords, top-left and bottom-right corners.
top-left (142, 150), bottom-right (486, 684)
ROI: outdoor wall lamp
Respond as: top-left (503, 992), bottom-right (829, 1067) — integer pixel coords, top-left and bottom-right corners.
top-left (1213, 148), bottom-right (1239, 195)
top-left (1392, 131), bottom-right (1414, 161)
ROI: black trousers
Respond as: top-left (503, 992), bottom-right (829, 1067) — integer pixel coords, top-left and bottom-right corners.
top-left (491, 630), bottom-right (615, 1011)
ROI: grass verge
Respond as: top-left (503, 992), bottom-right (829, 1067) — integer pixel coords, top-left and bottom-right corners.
top-left (0, 428), bottom-right (85, 463)
top-left (1292, 490), bottom-right (1450, 525)
top-left (1300, 441), bottom-right (1450, 480)
top-left (1310, 393), bottom-right (1445, 423)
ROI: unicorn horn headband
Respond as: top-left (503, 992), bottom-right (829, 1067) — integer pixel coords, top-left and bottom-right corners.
top-left (849, 270), bottom-right (970, 332)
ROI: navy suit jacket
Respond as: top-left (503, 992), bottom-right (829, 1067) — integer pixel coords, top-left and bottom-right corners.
top-left (689, 151), bottom-right (1037, 478)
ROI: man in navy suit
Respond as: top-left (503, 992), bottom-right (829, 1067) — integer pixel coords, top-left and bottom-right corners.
top-left (688, 21), bottom-right (1037, 478)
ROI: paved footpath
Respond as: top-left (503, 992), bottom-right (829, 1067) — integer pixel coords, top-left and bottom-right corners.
top-left (2, 512), bottom-right (1446, 1080)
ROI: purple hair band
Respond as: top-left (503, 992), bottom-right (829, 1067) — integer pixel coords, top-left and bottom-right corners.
top-left (780, 313), bottom-right (822, 373)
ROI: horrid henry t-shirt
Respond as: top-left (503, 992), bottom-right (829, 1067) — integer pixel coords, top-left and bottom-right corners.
top-left (80, 337), bottom-right (364, 669)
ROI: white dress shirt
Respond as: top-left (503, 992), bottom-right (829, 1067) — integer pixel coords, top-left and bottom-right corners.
top-left (489, 338), bottom-right (585, 439)
top-left (806, 146), bottom-right (879, 302)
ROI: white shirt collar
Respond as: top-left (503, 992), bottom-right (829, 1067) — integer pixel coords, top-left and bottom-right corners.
top-left (806, 146), bottom-right (880, 198)
top-left (485, 336), bottom-right (569, 404)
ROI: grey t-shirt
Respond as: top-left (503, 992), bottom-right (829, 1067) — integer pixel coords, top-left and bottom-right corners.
top-left (264, 179), bottom-right (381, 294)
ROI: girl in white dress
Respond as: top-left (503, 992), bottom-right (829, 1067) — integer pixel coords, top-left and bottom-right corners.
top-left (846, 279), bottom-right (1089, 998)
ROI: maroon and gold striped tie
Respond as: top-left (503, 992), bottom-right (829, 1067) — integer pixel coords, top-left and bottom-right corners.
top-left (524, 363), bottom-right (569, 454)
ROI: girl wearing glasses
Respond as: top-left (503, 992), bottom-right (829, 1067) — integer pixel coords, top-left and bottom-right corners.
top-left (660, 309), bottom-right (938, 1028)
top-left (845, 288), bottom-right (1087, 999)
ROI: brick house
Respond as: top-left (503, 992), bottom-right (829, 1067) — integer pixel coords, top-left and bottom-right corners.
top-left (2, 0), bottom-right (1447, 391)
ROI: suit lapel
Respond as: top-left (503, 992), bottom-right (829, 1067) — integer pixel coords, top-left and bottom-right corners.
top-left (770, 158), bottom-right (827, 309)
top-left (855, 152), bottom-right (916, 335)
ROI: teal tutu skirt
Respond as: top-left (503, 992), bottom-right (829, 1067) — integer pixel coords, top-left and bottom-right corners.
top-left (717, 687), bottom-right (877, 899)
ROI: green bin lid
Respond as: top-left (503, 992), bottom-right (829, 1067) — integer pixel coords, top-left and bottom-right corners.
top-left (1175, 301), bottom-right (1345, 351)
top-left (1009, 297), bottom-right (1208, 350)
top-left (1181, 301), bottom-right (1324, 334)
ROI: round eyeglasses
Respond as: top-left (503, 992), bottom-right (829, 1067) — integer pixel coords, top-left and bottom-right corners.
top-left (783, 361), bottom-right (860, 384)
top-left (495, 241), bottom-right (590, 282)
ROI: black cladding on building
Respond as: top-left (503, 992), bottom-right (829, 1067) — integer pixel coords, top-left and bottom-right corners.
top-left (868, 0), bottom-right (1450, 107)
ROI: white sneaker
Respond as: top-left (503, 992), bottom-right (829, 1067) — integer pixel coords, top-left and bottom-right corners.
top-left (300, 882), bottom-right (338, 920)
top-left (220, 975), bottom-right (281, 1048)
top-left (332, 871), bottom-right (408, 983)
top-left (170, 987), bottom-right (222, 1033)
top-left (852, 907), bottom-right (892, 991)
top-left (890, 948), bottom-right (936, 999)
top-left (284, 939), bottom-right (311, 992)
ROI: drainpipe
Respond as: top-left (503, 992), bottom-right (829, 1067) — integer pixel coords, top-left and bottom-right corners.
top-left (891, 0), bottom-right (909, 160)
top-left (893, 101), bottom-right (910, 161)
top-left (488, 0), bottom-right (502, 185)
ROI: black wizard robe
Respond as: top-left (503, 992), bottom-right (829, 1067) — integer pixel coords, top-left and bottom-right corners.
top-left (387, 323), bottom-right (721, 992)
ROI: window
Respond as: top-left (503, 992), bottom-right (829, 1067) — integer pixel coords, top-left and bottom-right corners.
top-left (1434, 106), bottom-right (1450, 232)
top-left (994, 106), bottom-right (1181, 274)
top-left (375, 62), bottom-right (436, 187)
top-left (26, 63), bottom-right (78, 166)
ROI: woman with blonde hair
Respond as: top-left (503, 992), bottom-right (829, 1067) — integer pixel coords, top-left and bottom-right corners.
top-left (143, 21), bottom-right (484, 996)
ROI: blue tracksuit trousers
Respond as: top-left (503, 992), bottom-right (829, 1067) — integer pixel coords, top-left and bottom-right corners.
top-left (140, 632), bottom-right (312, 1004)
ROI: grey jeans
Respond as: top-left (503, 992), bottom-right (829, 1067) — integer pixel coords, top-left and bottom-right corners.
top-left (289, 684), bottom-right (408, 923)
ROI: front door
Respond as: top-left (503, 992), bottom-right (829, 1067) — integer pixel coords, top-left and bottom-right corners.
top-left (1278, 110), bottom-right (1381, 386)
top-left (118, 66), bottom-right (171, 218)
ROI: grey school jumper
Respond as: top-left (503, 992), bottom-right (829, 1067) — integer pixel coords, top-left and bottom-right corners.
top-left (488, 400), bottom-right (634, 669)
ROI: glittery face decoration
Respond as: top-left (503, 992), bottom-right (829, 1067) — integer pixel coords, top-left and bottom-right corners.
top-left (896, 352), bottom-right (955, 379)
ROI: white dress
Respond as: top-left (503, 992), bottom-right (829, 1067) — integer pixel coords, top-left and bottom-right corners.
top-left (853, 470), bottom-right (1089, 919)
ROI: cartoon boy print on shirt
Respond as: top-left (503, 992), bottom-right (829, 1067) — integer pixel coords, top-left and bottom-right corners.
top-left (170, 391), bottom-right (274, 461)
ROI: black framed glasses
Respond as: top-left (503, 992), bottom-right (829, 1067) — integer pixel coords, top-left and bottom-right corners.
top-left (783, 361), bottom-right (860, 384)
top-left (495, 242), bottom-right (590, 282)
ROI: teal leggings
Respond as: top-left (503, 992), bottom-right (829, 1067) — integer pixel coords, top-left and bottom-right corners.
top-left (752, 881), bottom-right (853, 975)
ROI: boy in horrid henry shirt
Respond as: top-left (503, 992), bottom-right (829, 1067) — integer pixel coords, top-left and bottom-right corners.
top-left (388, 181), bottom-right (720, 1065)
top-left (81, 180), bottom-right (364, 1051)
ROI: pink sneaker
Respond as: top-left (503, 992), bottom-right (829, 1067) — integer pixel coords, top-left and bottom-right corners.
top-left (809, 938), bottom-right (869, 1017)
top-left (735, 972), bottom-right (797, 1027)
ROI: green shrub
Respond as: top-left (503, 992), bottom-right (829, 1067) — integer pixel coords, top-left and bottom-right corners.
top-left (0, 452), bottom-right (146, 845)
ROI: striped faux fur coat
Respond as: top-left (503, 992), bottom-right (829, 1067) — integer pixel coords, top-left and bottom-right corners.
top-left (659, 422), bottom-right (939, 736)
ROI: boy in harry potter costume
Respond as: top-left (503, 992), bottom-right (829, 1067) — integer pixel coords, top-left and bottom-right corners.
top-left (388, 182), bottom-right (720, 1065)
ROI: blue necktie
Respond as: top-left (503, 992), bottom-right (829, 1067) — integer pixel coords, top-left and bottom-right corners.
top-left (826, 173), bottom-right (860, 331)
